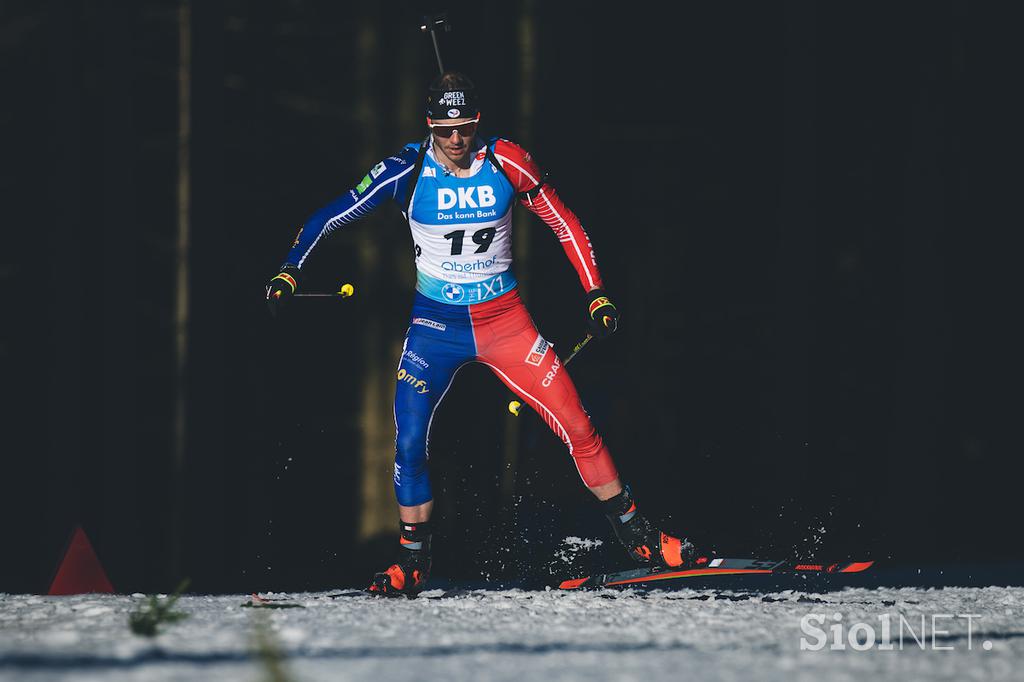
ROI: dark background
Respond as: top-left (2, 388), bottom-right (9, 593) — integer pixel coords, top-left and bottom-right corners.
top-left (2, 0), bottom-right (1019, 594)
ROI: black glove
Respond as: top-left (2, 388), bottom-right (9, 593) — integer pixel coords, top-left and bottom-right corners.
top-left (586, 288), bottom-right (619, 338)
top-left (266, 264), bottom-right (301, 317)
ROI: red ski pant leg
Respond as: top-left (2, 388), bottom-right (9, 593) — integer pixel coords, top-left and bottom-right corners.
top-left (470, 291), bottom-right (619, 488)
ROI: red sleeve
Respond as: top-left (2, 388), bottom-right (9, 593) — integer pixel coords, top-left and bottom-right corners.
top-left (492, 139), bottom-right (604, 291)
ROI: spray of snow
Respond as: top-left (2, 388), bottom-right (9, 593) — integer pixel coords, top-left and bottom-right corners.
top-left (551, 536), bottom-right (604, 570)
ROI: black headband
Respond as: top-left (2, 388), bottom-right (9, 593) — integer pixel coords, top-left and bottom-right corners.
top-left (426, 87), bottom-right (479, 120)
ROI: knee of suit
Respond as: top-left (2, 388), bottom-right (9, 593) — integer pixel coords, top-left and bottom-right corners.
top-left (565, 425), bottom-right (603, 458)
top-left (395, 426), bottom-right (427, 468)
top-left (567, 433), bottom-right (619, 488)
top-left (393, 454), bottom-right (432, 506)
top-left (394, 427), bottom-right (432, 505)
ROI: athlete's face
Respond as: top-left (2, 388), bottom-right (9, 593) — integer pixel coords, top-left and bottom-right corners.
top-left (430, 117), bottom-right (478, 166)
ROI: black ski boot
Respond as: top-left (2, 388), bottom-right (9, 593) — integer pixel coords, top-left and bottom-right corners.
top-left (601, 486), bottom-right (697, 568)
top-left (369, 521), bottom-right (432, 597)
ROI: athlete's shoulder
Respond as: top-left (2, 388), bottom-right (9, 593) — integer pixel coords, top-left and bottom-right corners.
top-left (491, 137), bottom-right (533, 163)
top-left (402, 140), bottom-right (425, 156)
top-left (490, 138), bottom-right (544, 192)
top-left (350, 145), bottom-right (420, 195)
top-left (381, 144), bottom-right (422, 170)
top-left (373, 143), bottom-right (422, 174)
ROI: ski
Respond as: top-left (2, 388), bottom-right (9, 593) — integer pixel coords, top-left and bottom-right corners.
top-left (241, 590), bottom-right (366, 608)
top-left (242, 593), bottom-right (305, 609)
top-left (558, 557), bottom-right (874, 590)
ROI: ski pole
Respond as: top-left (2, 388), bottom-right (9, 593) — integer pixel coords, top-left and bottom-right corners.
top-left (508, 333), bottom-right (593, 417)
top-left (294, 283), bottom-right (355, 298)
top-left (419, 13), bottom-right (451, 75)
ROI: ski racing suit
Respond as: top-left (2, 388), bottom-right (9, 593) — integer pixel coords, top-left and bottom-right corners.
top-left (282, 136), bottom-right (619, 506)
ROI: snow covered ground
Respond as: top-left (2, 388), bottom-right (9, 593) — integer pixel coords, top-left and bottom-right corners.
top-left (2, 584), bottom-right (1023, 682)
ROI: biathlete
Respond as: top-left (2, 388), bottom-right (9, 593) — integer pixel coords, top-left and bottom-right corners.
top-left (266, 71), bottom-right (696, 595)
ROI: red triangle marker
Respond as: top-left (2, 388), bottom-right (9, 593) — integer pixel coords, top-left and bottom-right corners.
top-left (48, 526), bottom-right (115, 595)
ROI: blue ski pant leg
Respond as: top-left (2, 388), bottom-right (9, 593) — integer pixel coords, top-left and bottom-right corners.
top-left (392, 298), bottom-right (475, 506)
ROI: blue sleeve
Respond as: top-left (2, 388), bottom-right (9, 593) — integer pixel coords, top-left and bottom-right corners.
top-left (282, 144), bottom-right (421, 268)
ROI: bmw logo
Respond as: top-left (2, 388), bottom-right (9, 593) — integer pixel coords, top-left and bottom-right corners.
top-left (441, 283), bottom-right (465, 302)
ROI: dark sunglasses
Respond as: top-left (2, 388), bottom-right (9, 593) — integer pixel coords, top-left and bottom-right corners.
top-left (430, 121), bottom-right (479, 138)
